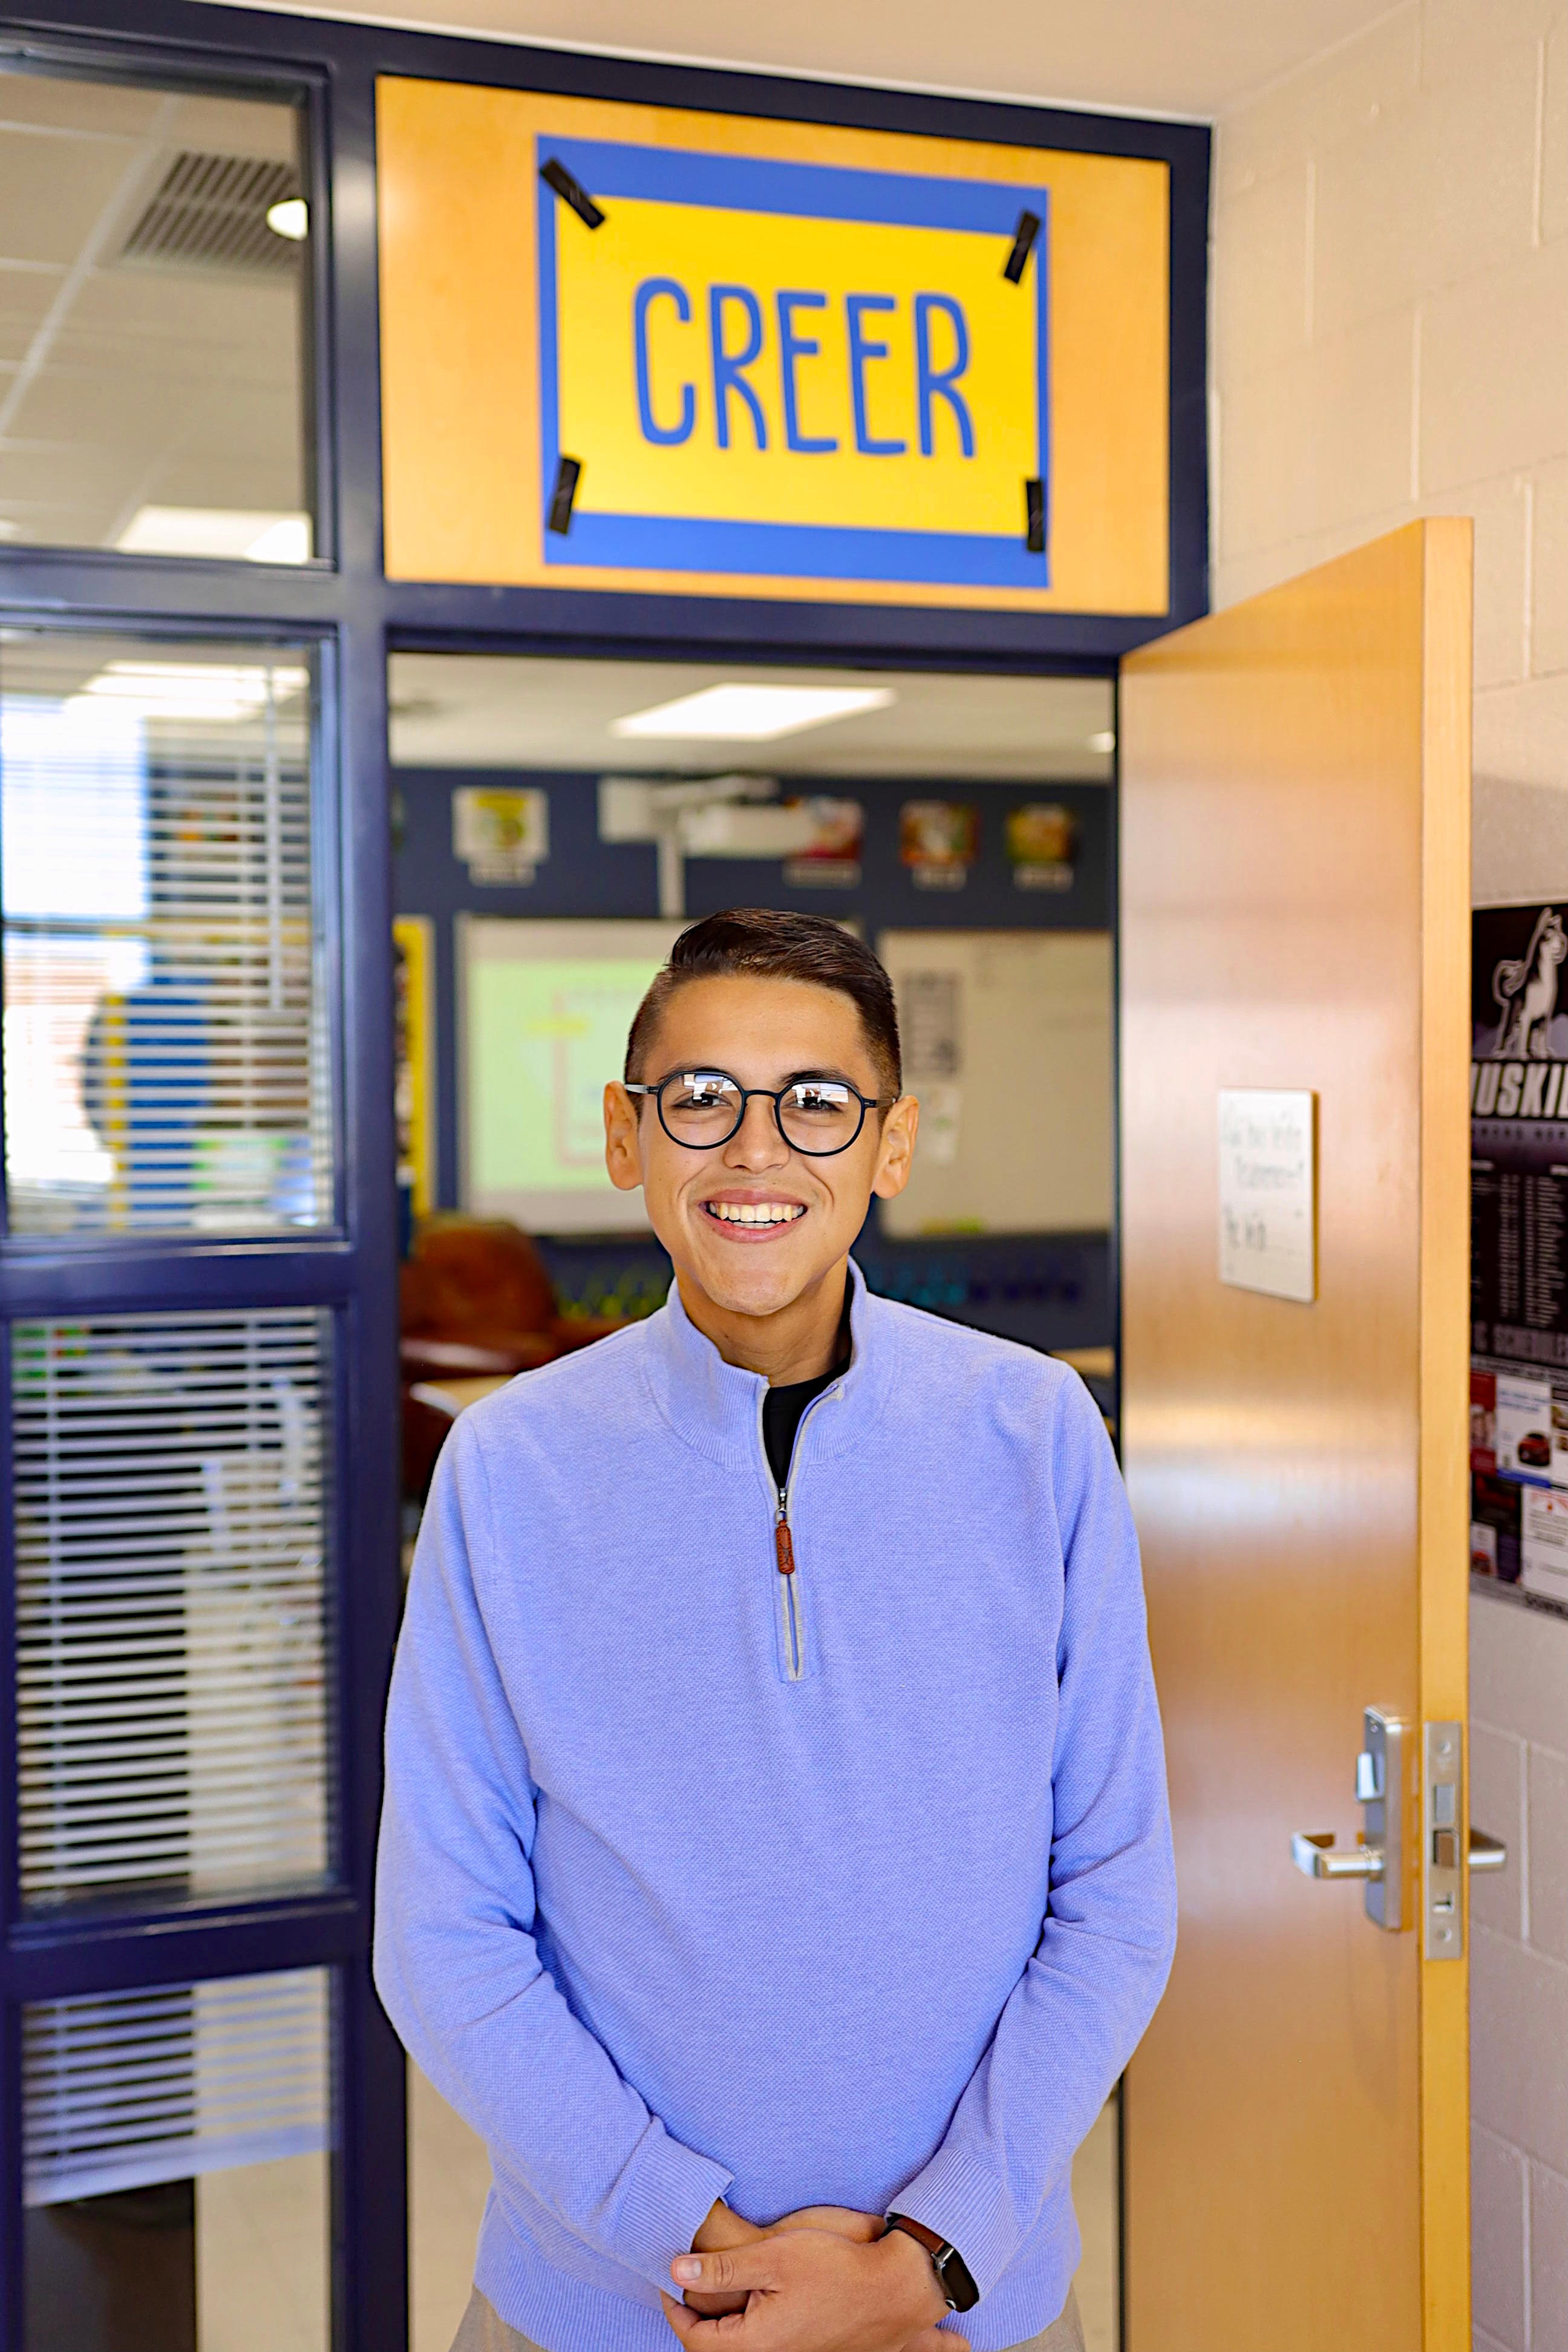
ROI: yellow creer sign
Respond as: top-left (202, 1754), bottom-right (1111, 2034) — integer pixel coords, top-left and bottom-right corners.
top-left (378, 81), bottom-right (1170, 615)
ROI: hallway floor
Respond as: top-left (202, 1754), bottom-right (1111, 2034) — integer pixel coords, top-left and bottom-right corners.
top-left (410, 2065), bottom-right (1120, 2352)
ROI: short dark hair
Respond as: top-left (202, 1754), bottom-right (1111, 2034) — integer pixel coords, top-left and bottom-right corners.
top-left (625, 908), bottom-right (903, 1096)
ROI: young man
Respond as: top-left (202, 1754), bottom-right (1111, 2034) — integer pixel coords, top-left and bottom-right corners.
top-left (375, 909), bottom-right (1176, 2352)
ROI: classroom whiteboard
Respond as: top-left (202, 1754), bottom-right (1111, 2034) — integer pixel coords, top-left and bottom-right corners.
top-left (877, 929), bottom-right (1113, 1236)
top-left (459, 917), bottom-right (683, 1231)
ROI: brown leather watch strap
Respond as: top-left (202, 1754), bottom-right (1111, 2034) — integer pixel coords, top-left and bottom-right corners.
top-left (886, 2214), bottom-right (946, 2263)
top-left (883, 2213), bottom-right (981, 2314)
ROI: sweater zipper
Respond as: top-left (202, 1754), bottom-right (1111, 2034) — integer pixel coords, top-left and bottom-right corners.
top-left (760, 1390), bottom-right (829, 1685)
top-left (775, 1474), bottom-right (805, 1680)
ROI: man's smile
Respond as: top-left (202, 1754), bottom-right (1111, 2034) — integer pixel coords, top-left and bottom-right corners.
top-left (700, 1193), bottom-right (809, 1233)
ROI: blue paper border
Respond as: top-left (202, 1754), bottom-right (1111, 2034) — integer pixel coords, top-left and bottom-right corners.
top-left (537, 137), bottom-right (1051, 589)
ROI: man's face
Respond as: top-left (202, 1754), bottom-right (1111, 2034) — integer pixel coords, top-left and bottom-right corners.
top-left (604, 974), bottom-right (918, 1322)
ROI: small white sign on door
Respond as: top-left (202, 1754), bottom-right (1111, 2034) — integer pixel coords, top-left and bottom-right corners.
top-left (1218, 1088), bottom-right (1317, 1304)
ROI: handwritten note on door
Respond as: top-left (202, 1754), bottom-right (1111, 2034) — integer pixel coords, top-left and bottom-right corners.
top-left (1218, 1088), bottom-right (1317, 1304)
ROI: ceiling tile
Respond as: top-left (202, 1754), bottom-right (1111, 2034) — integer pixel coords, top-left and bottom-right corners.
top-left (0, 128), bottom-right (143, 267)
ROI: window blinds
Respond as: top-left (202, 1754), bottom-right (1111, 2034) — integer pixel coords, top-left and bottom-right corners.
top-left (0, 638), bottom-right (332, 1237)
top-left (23, 1967), bottom-right (328, 2206)
top-left (15, 1307), bottom-right (332, 1907)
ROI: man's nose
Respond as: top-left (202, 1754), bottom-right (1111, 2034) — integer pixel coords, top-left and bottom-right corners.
top-left (722, 1094), bottom-right (788, 1168)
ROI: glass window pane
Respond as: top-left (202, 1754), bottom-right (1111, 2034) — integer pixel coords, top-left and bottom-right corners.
top-left (1, 631), bottom-right (332, 1238)
top-left (15, 1307), bottom-right (333, 1910)
top-left (0, 67), bottom-right (313, 558)
top-left (23, 1967), bottom-right (330, 2352)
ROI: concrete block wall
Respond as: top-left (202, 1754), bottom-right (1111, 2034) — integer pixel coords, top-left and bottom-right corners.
top-left (1213, 0), bottom-right (1568, 828)
top-left (1212, 10), bottom-right (1568, 2345)
top-left (1472, 1600), bottom-right (1568, 2349)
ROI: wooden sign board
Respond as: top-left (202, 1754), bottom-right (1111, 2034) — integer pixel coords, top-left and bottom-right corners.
top-left (377, 78), bottom-right (1170, 615)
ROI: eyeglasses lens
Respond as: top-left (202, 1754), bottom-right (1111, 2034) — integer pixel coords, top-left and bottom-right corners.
top-left (661, 1073), bottom-right (743, 1144)
top-left (777, 1083), bottom-right (858, 1152)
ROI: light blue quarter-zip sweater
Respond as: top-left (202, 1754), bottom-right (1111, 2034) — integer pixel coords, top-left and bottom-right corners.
top-left (374, 1263), bottom-right (1175, 2352)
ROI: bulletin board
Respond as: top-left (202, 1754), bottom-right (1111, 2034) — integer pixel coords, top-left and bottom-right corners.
top-left (877, 928), bottom-right (1112, 1236)
top-left (376, 77), bottom-right (1171, 616)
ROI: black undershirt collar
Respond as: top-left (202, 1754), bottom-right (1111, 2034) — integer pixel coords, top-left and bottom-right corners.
top-left (761, 1296), bottom-right (853, 1495)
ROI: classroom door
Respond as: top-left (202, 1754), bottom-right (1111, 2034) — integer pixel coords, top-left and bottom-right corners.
top-left (1119, 521), bottom-right (1477, 2352)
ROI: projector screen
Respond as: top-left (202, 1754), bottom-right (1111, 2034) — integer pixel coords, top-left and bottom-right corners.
top-left (459, 917), bottom-right (684, 1232)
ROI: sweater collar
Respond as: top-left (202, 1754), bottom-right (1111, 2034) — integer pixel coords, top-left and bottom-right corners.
top-left (642, 1256), bottom-right (883, 1471)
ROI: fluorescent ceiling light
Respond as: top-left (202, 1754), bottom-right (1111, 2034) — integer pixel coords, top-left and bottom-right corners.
top-left (115, 506), bottom-right (312, 563)
top-left (611, 683), bottom-right (896, 742)
top-left (76, 662), bottom-right (309, 723)
top-left (266, 197), bottom-right (309, 241)
top-left (1086, 730), bottom-right (1116, 754)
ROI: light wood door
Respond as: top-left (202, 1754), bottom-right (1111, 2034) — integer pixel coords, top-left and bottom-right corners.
top-left (1119, 521), bottom-right (1472, 2352)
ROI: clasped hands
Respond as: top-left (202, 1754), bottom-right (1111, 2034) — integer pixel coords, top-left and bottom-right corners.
top-left (659, 2197), bottom-right (965, 2352)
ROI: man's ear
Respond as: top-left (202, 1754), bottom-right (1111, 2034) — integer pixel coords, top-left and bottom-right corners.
top-left (603, 1081), bottom-right (645, 1193)
top-left (871, 1095), bottom-right (919, 1200)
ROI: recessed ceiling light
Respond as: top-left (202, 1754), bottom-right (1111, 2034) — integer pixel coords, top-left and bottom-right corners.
top-left (267, 197), bottom-right (309, 242)
top-left (116, 506), bottom-right (312, 563)
top-left (611, 683), bottom-right (896, 742)
top-left (1086, 730), bottom-right (1116, 754)
top-left (76, 661), bottom-right (309, 723)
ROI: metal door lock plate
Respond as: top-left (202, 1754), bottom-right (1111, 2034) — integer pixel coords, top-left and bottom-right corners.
top-left (1425, 1722), bottom-right (1462, 1960)
top-left (1359, 1708), bottom-right (1403, 1930)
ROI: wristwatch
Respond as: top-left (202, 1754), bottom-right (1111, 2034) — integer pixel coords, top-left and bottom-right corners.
top-left (883, 2212), bottom-right (981, 2314)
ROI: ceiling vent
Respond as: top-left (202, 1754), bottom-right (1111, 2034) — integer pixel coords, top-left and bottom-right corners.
top-left (120, 151), bottom-right (302, 275)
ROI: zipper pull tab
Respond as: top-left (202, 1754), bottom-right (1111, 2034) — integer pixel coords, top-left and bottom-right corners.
top-left (775, 1497), bottom-right (795, 1575)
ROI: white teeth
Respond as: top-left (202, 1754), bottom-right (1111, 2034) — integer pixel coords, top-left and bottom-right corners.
top-left (707, 1201), bottom-right (803, 1225)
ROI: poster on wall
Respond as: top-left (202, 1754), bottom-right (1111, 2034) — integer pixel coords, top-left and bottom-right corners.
top-left (900, 799), bottom-right (978, 889)
top-left (782, 795), bottom-right (864, 889)
top-left (453, 786), bottom-right (550, 885)
top-left (393, 915), bottom-right (436, 1218)
top-left (1471, 901), bottom-right (1568, 1610)
top-left (1006, 802), bottom-right (1078, 891)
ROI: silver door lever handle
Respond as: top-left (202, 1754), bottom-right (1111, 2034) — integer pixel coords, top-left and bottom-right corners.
top-left (1292, 1831), bottom-right (1382, 1881)
top-left (1293, 1828), bottom-right (1508, 1879)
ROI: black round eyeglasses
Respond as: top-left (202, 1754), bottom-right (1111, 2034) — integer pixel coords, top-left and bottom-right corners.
top-left (624, 1069), bottom-right (894, 1157)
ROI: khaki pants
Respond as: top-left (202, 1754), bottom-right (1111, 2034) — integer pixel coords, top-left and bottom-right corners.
top-left (451, 2281), bottom-right (1087, 2352)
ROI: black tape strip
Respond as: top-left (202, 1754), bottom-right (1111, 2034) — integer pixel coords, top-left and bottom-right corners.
top-left (540, 158), bottom-right (606, 230)
top-left (1004, 209), bottom-right (1041, 284)
top-left (547, 456), bottom-right (582, 536)
top-left (1024, 477), bottom-right (1047, 555)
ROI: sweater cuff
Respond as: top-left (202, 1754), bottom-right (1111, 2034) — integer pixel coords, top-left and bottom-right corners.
top-left (892, 2144), bottom-right (1012, 2302)
top-left (612, 2125), bottom-right (733, 2292)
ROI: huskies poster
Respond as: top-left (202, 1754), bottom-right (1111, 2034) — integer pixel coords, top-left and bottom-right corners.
top-left (1472, 903), bottom-right (1568, 1607)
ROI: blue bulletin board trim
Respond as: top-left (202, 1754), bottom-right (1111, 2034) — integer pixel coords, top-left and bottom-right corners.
top-left (551, 512), bottom-right (1057, 587)
top-left (541, 136), bottom-right (1050, 229)
top-left (536, 135), bottom-right (1051, 589)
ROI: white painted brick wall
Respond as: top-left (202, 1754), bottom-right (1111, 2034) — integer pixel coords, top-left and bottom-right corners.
top-left (1472, 1599), bottom-right (1568, 2348)
top-left (1214, 0), bottom-right (1568, 788)
top-left (1215, 11), bottom-right (1568, 2344)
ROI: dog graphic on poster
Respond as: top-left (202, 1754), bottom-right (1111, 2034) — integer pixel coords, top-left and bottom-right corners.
top-left (1492, 906), bottom-right (1567, 1058)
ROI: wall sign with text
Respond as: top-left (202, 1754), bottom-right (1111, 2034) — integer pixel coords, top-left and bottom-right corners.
top-left (1470, 901), bottom-right (1568, 1612)
top-left (377, 79), bottom-right (1171, 615)
top-left (1217, 1088), bottom-right (1317, 1305)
